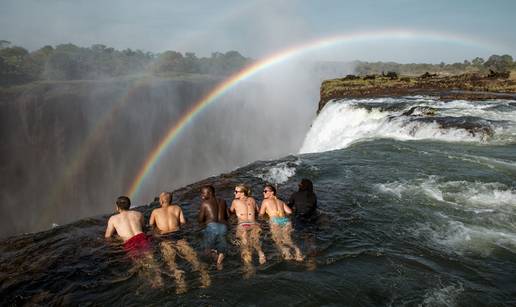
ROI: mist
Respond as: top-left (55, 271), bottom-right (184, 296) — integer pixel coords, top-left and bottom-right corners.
top-left (0, 54), bottom-right (354, 238)
top-left (1, 0), bottom-right (514, 238)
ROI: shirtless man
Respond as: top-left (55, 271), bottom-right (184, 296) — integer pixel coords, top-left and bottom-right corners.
top-left (230, 184), bottom-right (266, 265)
top-left (150, 191), bottom-right (210, 293)
top-left (259, 184), bottom-right (303, 261)
top-left (198, 185), bottom-right (228, 269)
top-left (105, 196), bottom-right (163, 287)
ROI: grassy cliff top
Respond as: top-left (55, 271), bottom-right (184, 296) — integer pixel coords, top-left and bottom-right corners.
top-left (319, 71), bottom-right (516, 112)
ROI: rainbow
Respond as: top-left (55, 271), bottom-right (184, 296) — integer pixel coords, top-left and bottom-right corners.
top-left (126, 29), bottom-right (503, 201)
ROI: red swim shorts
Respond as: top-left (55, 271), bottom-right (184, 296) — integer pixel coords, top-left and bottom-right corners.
top-left (123, 233), bottom-right (151, 260)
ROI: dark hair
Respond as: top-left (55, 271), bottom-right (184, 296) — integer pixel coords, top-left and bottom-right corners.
top-left (264, 183), bottom-right (276, 195)
top-left (299, 178), bottom-right (313, 192)
top-left (116, 196), bottom-right (131, 210)
top-left (201, 185), bottom-right (215, 194)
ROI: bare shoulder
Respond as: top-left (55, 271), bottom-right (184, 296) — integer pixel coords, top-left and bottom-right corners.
top-left (108, 214), bottom-right (118, 223)
top-left (131, 210), bottom-right (143, 217)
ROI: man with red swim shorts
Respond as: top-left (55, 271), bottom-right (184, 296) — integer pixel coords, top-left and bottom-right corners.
top-left (105, 196), bottom-right (162, 287)
top-left (105, 196), bottom-right (151, 258)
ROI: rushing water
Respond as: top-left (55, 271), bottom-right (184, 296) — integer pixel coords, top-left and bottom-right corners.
top-left (1, 97), bottom-right (516, 306)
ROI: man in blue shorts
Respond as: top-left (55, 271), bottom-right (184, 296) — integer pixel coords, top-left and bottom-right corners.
top-left (198, 185), bottom-right (228, 269)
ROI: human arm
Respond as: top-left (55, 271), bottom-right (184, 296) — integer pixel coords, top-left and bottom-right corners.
top-left (283, 201), bottom-right (293, 215)
top-left (250, 197), bottom-right (258, 213)
top-left (105, 216), bottom-right (115, 238)
top-left (259, 200), bottom-right (267, 217)
top-left (179, 208), bottom-right (186, 226)
top-left (220, 199), bottom-right (229, 221)
top-left (149, 210), bottom-right (156, 229)
top-left (198, 203), bottom-right (206, 224)
top-left (229, 200), bottom-right (236, 214)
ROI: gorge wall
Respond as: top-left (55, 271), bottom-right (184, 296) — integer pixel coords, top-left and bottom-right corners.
top-left (0, 77), bottom-right (220, 237)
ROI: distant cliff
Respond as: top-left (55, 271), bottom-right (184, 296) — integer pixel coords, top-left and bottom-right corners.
top-left (0, 76), bottom-right (220, 237)
top-left (318, 71), bottom-right (516, 112)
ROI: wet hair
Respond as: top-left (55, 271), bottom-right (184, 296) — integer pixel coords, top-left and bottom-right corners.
top-left (235, 184), bottom-right (251, 197)
top-left (116, 196), bottom-right (131, 210)
top-left (264, 184), bottom-right (276, 195)
top-left (201, 185), bottom-right (215, 194)
top-left (299, 178), bottom-right (314, 192)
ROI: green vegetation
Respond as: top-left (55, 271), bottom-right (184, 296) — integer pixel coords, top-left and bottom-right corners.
top-left (1, 39), bottom-right (515, 89)
top-left (353, 54), bottom-right (515, 76)
top-left (0, 40), bottom-right (250, 86)
top-left (319, 71), bottom-right (516, 112)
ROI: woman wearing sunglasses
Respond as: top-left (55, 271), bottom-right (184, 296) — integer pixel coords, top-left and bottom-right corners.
top-left (259, 184), bottom-right (304, 262)
top-left (229, 184), bottom-right (266, 266)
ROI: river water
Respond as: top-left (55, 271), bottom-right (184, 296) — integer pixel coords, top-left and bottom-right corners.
top-left (1, 96), bottom-right (515, 306)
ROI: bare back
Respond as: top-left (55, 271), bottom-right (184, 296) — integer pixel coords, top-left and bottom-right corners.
top-left (150, 205), bottom-right (185, 234)
top-left (105, 210), bottom-right (144, 242)
top-left (263, 198), bottom-right (290, 218)
top-left (231, 197), bottom-right (258, 223)
top-left (199, 198), bottom-right (228, 224)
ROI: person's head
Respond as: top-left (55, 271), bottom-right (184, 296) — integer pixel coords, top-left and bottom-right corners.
top-left (263, 184), bottom-right (276, 199)
top-left (116, 196), bottom-right (131, 211)
top-left (234, 184), bottom-right (251, 199)
top-left (299, 178), bottom-right (313, 192)
top-left (159, 191), bottom-right (173, 206)
top-left (201, 185), bottom-right (215, 200)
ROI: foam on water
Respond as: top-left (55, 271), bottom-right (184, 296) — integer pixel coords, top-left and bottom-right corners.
top-left (251, 160), bottom-right (300, 184)
top-left (446, 153), bottom-right (516, 172)
top-left (377, 176), bottom-right (516, 255)
top-left (420, 283), bottom-right (464, 307)
top-left (376, 177), bottom-right (516, 212)
top-left (300, 98), bottom-right (516, 153)
top-left (417, 219), bottom-right (516, 256)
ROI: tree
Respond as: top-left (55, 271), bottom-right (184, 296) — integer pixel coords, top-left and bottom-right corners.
top-left (29, 46), bottom-right (55, 78)
top-left (153, 50), bottom-right (184, 73)
top-left (0, 46), bottom-right (33, 85)
top-left (182, 52), bottom-right (200, 73)
top-left (472, 57), bottom-right (484, 67)
top-left (484, 54), bottom-right (513, 72)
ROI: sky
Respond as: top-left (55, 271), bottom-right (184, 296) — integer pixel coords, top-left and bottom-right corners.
top-left (1, 0), bottom-right (515, 63)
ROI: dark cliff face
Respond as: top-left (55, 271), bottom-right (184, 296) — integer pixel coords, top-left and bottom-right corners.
top-left (0, 78), bottom-right (219, 237)
top-left (0, 74), bottom-right (314, 238)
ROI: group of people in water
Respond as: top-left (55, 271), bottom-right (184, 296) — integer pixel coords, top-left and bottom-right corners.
top-left (104, 179), bottom-right (317, 292)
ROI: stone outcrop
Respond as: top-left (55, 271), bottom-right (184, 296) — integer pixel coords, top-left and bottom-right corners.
top-left (318, 72), bottom-right (516, 112)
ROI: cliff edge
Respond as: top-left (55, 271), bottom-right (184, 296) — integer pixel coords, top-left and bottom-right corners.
top-left (318, 71), bottom-right (516, 112)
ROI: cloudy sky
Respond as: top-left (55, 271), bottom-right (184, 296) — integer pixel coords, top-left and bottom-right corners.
top-left (1, 0), bottom-right (515, 63)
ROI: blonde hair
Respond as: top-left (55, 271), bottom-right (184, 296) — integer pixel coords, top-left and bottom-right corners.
top-left (235, 184), bottom-right (251, 197)
top-left (159, 191), bottom-right (173, 205)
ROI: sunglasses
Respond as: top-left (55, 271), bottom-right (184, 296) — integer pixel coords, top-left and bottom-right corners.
top-left (234, 190), bottom-right (242, 193)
